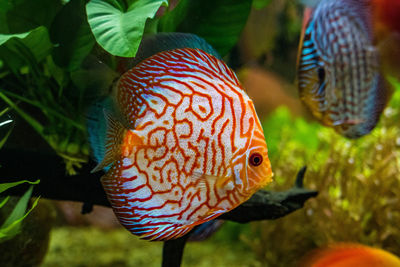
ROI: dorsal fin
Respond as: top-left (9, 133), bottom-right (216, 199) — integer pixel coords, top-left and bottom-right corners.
top-left (119, 33), bottom-right (221, 71)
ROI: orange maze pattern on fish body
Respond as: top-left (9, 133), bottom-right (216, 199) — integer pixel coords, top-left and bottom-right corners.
top-left (101, 48), bottom-right (271, 240)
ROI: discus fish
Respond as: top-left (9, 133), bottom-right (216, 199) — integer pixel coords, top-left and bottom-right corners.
top-left (297, 0), bottom-right (398, 138)
top-left (87, 33), bottom-right (273, 241)
top-left (299, 243), bottom-right (400, 267)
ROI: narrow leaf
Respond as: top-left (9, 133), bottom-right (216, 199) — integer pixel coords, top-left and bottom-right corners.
top-left (1, 186), bottom-right (33, 230)
top-left (0, 191), bottom-right (40, 241)
top-left (0, 196), bottom-right (10, 209)
top-left (0, 180), bottom-right (40, 194)
top-left (0, 117), bottom-right (13, 149)
top-left (0, 91), bottom-right (45, 139)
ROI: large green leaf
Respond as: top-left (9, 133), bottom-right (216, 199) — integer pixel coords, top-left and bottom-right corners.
top-left (159, 0), bottom-right (252, 56)
top-left (0, 26), bottom-right (53, 76)
top-left (0, 26), bottom-right (53, 66)
top-left (9, 27), bottom-right (52, 62)
top-left (157, 0), bottom-right (190, 33)
top-left (0, 32), bottom-right (30, 46)
top-left (3, 0), bottom-right (62, 33)
top-left (86, 0), bottom-right (168, 57)
top-left (50, 0), bottom-right (96, 71)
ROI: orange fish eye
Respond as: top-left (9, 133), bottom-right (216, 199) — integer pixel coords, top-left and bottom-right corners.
top-left (249, 153), bottom-right (263, 167)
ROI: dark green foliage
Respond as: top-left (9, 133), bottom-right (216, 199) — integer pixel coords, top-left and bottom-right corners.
top-left (159, 0), bottom-right (253, 56)
top-left (1, 0), bottom-right (63, 33)
top-left (0, 27), bottom-right (53, 72)
top-left (50, 0), bottom-right (96, 71)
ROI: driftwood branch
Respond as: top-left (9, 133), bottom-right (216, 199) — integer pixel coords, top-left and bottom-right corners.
top-left (0, 147), bottom-right (318, 267)
top-left (220, 166), bottom-right (317, 222)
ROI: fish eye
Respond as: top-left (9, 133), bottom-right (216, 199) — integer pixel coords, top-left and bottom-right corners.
top-left (317, 67), bottom-right (325, 83)
top-left (249, 153), bottom-right (263, 167)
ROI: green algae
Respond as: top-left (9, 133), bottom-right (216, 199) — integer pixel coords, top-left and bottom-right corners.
top-left (42, 227), bottom-right (162, 267)
top-left (42, 222), bottom-right (259, 267)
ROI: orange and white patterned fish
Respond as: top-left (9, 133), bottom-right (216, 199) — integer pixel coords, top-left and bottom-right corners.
top-left (87, 33), bottom-right (273, 241)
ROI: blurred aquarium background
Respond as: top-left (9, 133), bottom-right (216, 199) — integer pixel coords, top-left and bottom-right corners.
top-left (1, 0), bottom-right (400, 266)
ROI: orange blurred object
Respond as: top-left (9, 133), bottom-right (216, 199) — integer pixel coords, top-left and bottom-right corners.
top-left (372, 0), bottom-right (400, 79)
top-left (299, 243), bottom-right (400, 267)
top-left (237, 67), bottom-right (306, 119)
top-left (373, 0), bottom-right (400, 35)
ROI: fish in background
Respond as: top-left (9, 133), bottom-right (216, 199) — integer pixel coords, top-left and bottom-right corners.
top-left (86, 33), bottom-right (273, 241)
top-left (298, 243), bottom-right (400, 267)
top-left (297, 0), bottom-right (400, 139)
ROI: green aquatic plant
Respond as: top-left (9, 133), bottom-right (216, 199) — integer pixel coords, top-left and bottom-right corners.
top-left (0, 25), bottom-right (90, 173)
top-left (0, 199), bottom-right (55, 267)
top-left (0, 181), bottom-right (40, 242)
top-left (41, 225), bottom-right (259, 267)
top-left (0, 112), bottom-right (40, 242)
top-left (244, 79), bottom-right (400, 266)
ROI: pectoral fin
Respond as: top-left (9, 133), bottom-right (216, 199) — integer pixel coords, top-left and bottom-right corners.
top-left (189, 172), bottom-right (234, 192)
top-left (91, 110), bottom-right (129, 173)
